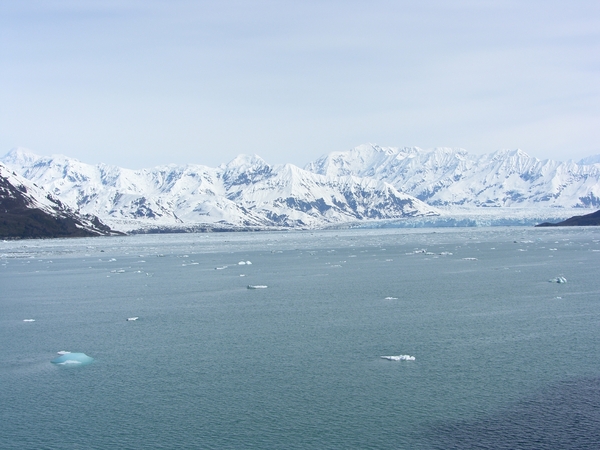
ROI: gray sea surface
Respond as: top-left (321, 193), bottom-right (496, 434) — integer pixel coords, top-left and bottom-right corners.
top-left (1, 227), bottom-right (600, 449)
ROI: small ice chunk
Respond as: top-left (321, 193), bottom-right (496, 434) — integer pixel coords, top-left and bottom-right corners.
top-left (51, 352), bottom-right (94, 366)
top-left (238, 261), bottom-right (246, 265)
top-left (23, 319), bottom-right (35, 322)
top-left (462, 257), bottom-right (478, 261)
top-left (57, 351), bottom-right (71, 355)
top-left (381, 355), bottom-right (415, 361)
top-left (126, 317), bottom-right (139, 321)
top-left (247, 285), bottom-right (267, 289)
top-left (246, 261), bottom-right (252, 265)
top-left (384, 297), bottom-right (398, 300)
top-left (549, 276), bottom-right (567, 283)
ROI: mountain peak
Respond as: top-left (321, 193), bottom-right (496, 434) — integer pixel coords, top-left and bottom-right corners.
top-left (579, 154), bottom-right (600, 166)
top-left (2, 147), bottom-right (41, 166)
top-left (226, 154), bottom-right (268, 169)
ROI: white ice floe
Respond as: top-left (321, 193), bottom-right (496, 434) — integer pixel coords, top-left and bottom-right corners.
top-left (384, 297), bottom-right (398, 300)
top-left (549, 276), bottom-right (567, 283)
top-left (238, 261), bottom-right (246, 265)
top-left (246, 261), bottom-right (252, 265)
top-left (215, 266), bottom-right (227, 270)
top-left (381, 355), bottom-right (415, 361)
top-left (126, 317), bottom-right (139, 321)
top-left (23, 319), bottom-right (35, 322)
top-left (462, 257), bottom-right (478, 261)
top-left (247, 285), bottom-right (267, 289)
top-left (57, 351), bottom-right (71, 355)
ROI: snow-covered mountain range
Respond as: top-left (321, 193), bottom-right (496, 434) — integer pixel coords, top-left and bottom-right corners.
top-left (2, 144), bottom-right (599, 233)
top-left (306, 144), bottom-right (600, 208)
top-left (1, 148), bottom-right (437, 232)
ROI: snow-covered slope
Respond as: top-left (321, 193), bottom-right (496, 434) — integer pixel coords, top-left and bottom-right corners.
top-left (0, 163), bottom-right (115, 238)
top-left (1, 149), bottom-right (437, 232)
top-left (306, 144), bottom-right (600, 208)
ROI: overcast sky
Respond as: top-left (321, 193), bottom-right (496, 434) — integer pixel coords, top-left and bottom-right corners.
top-left (1, 1), bottom-right (599, 169)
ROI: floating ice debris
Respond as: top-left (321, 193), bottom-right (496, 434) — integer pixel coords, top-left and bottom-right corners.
top-left (247, 285), bottom-right (267, 289)
top-left (384, 297), bottom-right (398, 300)
top-left (238, 261), bottom-right (246, 265)
top-left (556, 296), bottom-right (562, 299)
top-left (549, 276), bottom-right (567, 283)
top-left (57, 351), bottom-right (71, 355)
top-left (215, 266), bottom-right (227, 270)
top-left (439, 252), bottom-right (453, 255)
top-left (246, 261), bottom-right (252, 265)
top-left (381, 355), bottom-right (415, 361)
top-left (126, 317), bottom-right (139, 321)
top-left (462, 257), bottom-right (478, 261)
top-left (51, 352), bottom-right (94, 366)
top-left (23, 319), bottom-right (35, 322)
top-left (240, 274), bottom-right (246, 277)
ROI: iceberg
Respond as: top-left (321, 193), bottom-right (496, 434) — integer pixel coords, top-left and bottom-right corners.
top-left (23, 319), bottom-right (35, 322)
top-left (247, 285), bottom-right (267, 289)
top-left (381, 355), bottom-right (415, 361)
top-left (51, 352), bottom-right (94, 366)
top-left (126, 317), bottom-right (139, 321)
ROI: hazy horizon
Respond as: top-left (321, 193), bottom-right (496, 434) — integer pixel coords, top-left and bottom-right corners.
top-left (2, 1), bottom-right (599, 169)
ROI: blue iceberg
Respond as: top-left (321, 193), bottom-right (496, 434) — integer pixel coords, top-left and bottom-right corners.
top-left (51, 352), bottom-right (94, 366)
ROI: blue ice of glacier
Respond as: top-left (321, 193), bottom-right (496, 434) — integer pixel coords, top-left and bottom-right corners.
top-left (51, 352), bottom-right (94, 366)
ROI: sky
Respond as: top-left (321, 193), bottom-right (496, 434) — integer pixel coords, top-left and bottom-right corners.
top-left (1, 0), bottom-right (599, 169)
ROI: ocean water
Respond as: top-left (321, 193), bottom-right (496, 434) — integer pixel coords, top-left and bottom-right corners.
top-left (1, 227), bottom-right (600, 449)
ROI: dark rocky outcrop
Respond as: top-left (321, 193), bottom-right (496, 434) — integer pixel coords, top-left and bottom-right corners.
top-left (535, 210), bottom-right (600, 227)
top-left (1, 164), bottom-right (119, 239)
